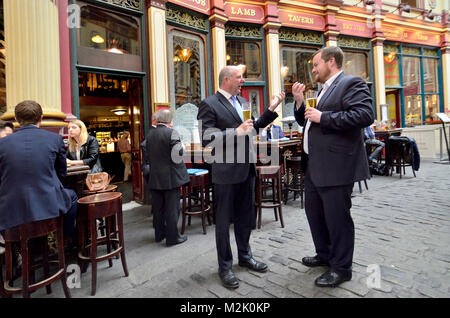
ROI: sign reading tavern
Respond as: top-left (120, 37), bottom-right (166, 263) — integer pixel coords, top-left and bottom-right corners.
top-left (278, 9), bottom-right (325, 31)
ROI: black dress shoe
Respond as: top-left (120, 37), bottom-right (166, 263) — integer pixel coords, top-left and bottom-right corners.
top-left (166, 235), bottom-right (187, 247)
top-left (219, 269), bottom-right (239, 289)
top-left (301, 256), bottom-right (329, 267)
top-left (315, 270), bottom-right (351, 287)
top-left (238, 258), bottom-right (268, 273)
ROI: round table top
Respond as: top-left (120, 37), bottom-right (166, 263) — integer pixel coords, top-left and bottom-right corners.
top-left (83, 184), bottom-right (118, 195)
top-left (78, 191), bottom-right (122, 205)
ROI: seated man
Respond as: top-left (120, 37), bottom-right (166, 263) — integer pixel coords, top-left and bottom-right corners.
top-left (364, 126), bottom-right (385, 162)
top-left (0, 100), bottom-right (78, 240)
top-left (263, 123), bottom-right (284, 140)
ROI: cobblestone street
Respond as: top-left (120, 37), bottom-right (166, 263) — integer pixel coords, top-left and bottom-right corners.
top-left (35, 158), bottom-right (450, 299)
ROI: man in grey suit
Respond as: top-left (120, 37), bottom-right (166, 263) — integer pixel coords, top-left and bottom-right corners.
top-left (197, 65), bottom-right (284, 289)
top-left (146, 109), bottom-right (189, 246)
top-left (293, 46), bottom-right (374, 287)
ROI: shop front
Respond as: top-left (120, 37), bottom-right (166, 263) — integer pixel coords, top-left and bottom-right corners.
top-left (72, 0), bottom-right (149, 202)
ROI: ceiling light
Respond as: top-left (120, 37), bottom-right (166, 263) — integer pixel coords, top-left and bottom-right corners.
top-left (111, 108), bottom-right (127, 116)
top-left (91, 34), bottom-right (104, 44)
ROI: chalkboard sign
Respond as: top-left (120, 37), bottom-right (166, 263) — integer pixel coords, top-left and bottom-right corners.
top-left (172, 103), bottom-right (199, 144)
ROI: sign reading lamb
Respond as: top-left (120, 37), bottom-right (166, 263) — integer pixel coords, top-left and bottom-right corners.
top-left (173, 103), bottom-right (200, 145)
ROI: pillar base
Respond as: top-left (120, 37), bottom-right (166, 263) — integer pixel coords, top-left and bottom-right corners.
top-left (1, 111), bottom-right (68, 128)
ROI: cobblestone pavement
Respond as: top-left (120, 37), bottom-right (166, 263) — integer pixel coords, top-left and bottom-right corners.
top-left (34, 159), bottom-right (450, 299)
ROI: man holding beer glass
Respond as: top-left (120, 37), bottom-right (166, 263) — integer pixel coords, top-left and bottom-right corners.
top-left (292, 46), bottom-right (374, 287)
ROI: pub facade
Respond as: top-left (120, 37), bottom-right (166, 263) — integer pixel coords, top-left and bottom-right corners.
top-left (0, 0), bottom-right (449, 200)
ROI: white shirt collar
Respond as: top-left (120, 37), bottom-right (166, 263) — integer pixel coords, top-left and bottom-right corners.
top-left (323, 70), bottom-right (343, 89)
top-left (218, 88), bottom-right (233, 101)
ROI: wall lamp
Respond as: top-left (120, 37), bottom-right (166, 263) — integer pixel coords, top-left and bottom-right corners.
top-left (391, 3), bottom-right (411, 14)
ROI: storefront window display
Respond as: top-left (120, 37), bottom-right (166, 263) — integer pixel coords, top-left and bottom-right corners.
top-left (342, 51), bottom-right (370, 82)
top-left (404, 94), bottom-right (422, 127)
top-left (226, 40), bottom-right (262, 80)
top-left (168, 31), bottom-right (206, 109)
top-left (384, 52), bottom-right (400, 87)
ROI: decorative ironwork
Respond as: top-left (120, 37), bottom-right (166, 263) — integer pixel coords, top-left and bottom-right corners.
top-left (279, 29), bottom-right (322, 45)
top-left (423, 49), bottom-right (438, 57)
top-left (402, 46), bottom-right (420, 55)
top-left (97, 0), bottom-right (141, 10)
top-left (337, 36), bottom-right (370, 49)
top-left (225, 25), bottom-right (262, 39)
top-left (383, 44), bottom-right (398, 53)
top-left (166, 7), bottom-right (207, 31)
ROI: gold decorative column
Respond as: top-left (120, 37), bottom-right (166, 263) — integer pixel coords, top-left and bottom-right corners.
top-left (442, 47), bottom-right (450, 114)
top-left (1, 0), bottom-right (66, 126)
top-left (209, 0), bottom-right (228, 92)
top-left (264, 1), bottom-right (282, 124)
top-left (147, 0), bottom-right (169, 111)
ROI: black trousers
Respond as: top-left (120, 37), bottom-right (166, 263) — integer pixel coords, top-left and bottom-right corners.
top-left (304, 168), bottom-right (354, 278)
top-left (151, 188), bottom-right (181, 242)
top-left (214, 170), bottom-right (256, 271)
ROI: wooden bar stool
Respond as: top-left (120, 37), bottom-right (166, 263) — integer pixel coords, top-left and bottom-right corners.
top-left (283, 156), bottom-right (305, 208)
top-left (77, 192), bottom-right (129, 296)
top-left (2, 216), bottom-right (71, 298)
top-left (181, 173), bottom-right (212, 235)
top-left (255, 165), bottom-right (284, 229)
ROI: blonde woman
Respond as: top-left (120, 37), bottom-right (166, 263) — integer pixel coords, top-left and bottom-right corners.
top-left (67, 119), bottom-right (102, 173)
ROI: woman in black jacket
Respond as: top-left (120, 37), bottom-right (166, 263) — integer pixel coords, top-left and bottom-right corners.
top-left (67, 119), bottom-right (102, 173)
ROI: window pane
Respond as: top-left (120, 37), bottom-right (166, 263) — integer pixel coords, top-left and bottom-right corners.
top-left (424, 94), bottom-right (439, 122)
top-left (404, 95), bottom-right (422, 126)
top-left (169, 31), bottom-right (205, 109)
top-left (343, 51), bottom-right (369, 82)
top-left (384, 53), bottom-right (400, 86)
top-left (79, 5), bottom-right (140, 56)
top-left (226, 41), bottom-right (262, 80)
top-left (423, 58), bottom-right (439, 93)
top-left (279, 47), bottom-right (318, 130)
top-left (402, 56), bottom-right (421, 95)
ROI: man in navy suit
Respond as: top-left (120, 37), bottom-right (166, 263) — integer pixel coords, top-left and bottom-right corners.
top-left (293, 47), bottom-right (374, 287)
top-left (197, 65), bottom-right (284, 289)
top-left (0, 100), bottom-right (77, 237)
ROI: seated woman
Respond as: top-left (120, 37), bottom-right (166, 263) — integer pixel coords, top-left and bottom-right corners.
top-left (66, 119), bottom-right (102, 173)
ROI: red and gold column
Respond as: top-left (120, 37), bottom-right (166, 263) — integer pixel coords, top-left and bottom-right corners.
top-left (441, 11), bottom-right (450, 114)
top-left (209, 0), bottom-right (228, 92)
top-left (1, 0), bottom-right (66, 127)
top-left (264, 1), bottom-right (282, 124)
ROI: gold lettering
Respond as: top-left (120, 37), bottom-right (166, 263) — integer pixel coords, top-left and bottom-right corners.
top-left (231, 6), bottom-right (256, 16)
top-left (288, 14), bottom-right (314, 24)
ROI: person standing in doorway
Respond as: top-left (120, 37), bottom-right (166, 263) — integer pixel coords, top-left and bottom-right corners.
top-left (118, 131), bottom-right (132, 182)
top-left (292, 46), bottom-right (374, 287)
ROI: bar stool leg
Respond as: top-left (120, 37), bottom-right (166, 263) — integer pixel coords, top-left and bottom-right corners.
top-left (57, 218), bottom-right (71, 298)
top-left (277, 174), bottom-right (284, 228)
top-left (257, 177), bottom-right (262, 229)
top-left (90, 217), bottom-right (98, 296)
top-left (20, 239), bottom-right (30, 298)
top-left (271, 177), bottom-right (278, 221)
top-left (42, 236), bottom-right (52, 294)
top-left (117, 209), bottom-right (129, 277)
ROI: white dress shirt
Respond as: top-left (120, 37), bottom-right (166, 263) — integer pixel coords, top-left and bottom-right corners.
top-left (303, 71), bottom-right (343, 154)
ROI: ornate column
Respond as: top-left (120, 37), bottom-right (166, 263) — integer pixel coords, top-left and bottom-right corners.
top-left (441, 11), bottom-right (450, 113)
top-left (263, 1), bottom-right (282, 124)
top-left (1, 0), bottom-right (66, 127)
top-left (323, 0), bottom-right (342, 46)
top-left (209, 0), bottom-right (228, 92)
top-left (146, 0), bottom-right (169, 111)
top-left (370, 1), bottom-right (386, 121)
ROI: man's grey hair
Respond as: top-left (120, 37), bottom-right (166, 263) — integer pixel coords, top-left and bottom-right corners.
top-left (219, 66), bottom-right (240, 88)
top-left (155, 109), bottom-right (173, 124)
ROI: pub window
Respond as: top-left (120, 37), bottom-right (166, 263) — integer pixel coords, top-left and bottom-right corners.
top-left (342, 51), bottom-right (370, 82)
top-left (226, 40), bottom-right (262, 81)
top-left (423, 58), bottom-right (439, 121)
top-left (78, 3), bottom-right (141, 71)
top-left (384, 52), bottom-right (400, 87)
top-left (168, 30), bottom-right (206, 109)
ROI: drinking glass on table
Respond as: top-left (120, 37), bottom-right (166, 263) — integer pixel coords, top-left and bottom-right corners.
top-left (241, 102), bottom-right (251, 121)
top-left (305, 91), bottom-right (318, 108)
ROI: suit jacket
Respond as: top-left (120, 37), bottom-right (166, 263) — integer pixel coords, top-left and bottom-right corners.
top-left (0, 125), bottom-right (74, 231)
top-left (141, 125), bottom-right (155, 183)
top-left (67, 135), bottom-right (102, 173)
top-left (146, 124), bottom-right (189, 190)
top-left (197, 92), bottom-right (278, 184)
top-left (294, 73), bottom-right (374, 187)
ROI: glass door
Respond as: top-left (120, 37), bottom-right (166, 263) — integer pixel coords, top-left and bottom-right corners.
top-left (129, 78), bottom-right (144, 202)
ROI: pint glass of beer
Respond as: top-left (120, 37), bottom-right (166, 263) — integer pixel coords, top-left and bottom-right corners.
top-left (305, 91), bottom-right (317, 108)
top-left (242, 102), bottom-right (251, 121)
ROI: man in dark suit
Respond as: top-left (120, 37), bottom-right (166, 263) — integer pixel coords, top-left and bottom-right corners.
top-left (293, 46), bottom-right (374, 287)
top-left (197, 65), bottom-right (284, 289)
top-left (0, 100), bottom-right (78, 237)
top-left (146, 109), bottom-right (189, 247)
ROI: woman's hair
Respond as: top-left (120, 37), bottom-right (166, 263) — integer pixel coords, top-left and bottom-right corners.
top-left (68, 119), bottom-right (88, 152)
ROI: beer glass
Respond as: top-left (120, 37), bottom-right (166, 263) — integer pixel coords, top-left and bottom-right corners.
top-left (242, 102), bottom-right (251, 121)
top-left (305, 91), bottom-right (318, 108)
